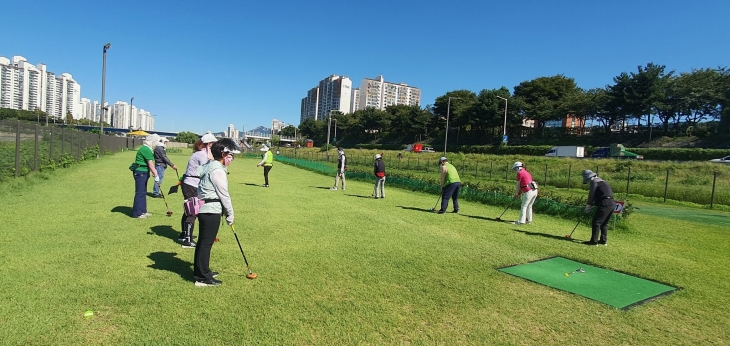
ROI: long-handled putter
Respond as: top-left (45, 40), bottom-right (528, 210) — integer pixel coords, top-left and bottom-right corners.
top-left (230, 224), bottom-right (257, 280)
top-left (156, 182), bottom-right (174, 217)
top-left (168, 169), bottom-right (181, 195)
top-left (495, 199), bottom-right (516, 221)
top-left (429, 195), bottom-right (442, 211)
top-left (565, 219), bottom-right (582, 239)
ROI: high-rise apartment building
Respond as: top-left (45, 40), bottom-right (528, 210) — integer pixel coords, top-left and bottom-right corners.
top-left (350, 88), bottom-right (360, 113)
top-left (300, 74), bottom-right (352, 122)
top-left (357, 75), bottom-right (420, 111)
top-left (0, 56), bottom-right (81, 119)
top-left (271, 118), bottom-right (286, 133)
top-left (109, 100), bottom-right (154, 131)
top-left (226, 124), bottom-right (240, 139)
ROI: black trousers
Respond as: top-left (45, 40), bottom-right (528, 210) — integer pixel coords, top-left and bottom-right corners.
top-left (193, 213), bottom-right (221, 281)
top-left (440, 182), bottom-right (461, 212)
top-left (263, 166), bottom-right (272, 185)
top-left (591, 199), bottom-right (616, 242)
top-left (180, 182), bottom-right (198, 230)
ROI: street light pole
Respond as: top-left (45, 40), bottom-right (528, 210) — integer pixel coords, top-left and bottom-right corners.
top-left (326, 111), bottom-right (332, 161)
top-left (444, 97), bottom-right (460, 156)
top-left (100, 43), bottom-right (111, 134)
top-left (497, 96), bottom-right (508, 137)
top-left (130, 97), bottom-right (134, 129)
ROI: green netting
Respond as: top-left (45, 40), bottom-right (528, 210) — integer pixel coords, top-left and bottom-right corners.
top-left (276, 155), bottom-right (623, 226)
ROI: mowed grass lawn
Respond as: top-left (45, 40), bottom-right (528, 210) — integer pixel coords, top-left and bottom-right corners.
top-left (2, 150), bottom-right (729, 345)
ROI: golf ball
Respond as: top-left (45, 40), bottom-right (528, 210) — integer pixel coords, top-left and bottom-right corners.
top-left (84, 310), bottom-right (94, 318)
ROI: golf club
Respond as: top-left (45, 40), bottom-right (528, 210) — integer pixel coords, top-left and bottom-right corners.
top-left (429, 195), bottom-right (442, 211)
top-left (564, 267), bottom-right (585, 276)
top-left (156, 182), bottom-right (174, 217)
top-left (168, 169), bottom-right (181, 195)
top-left (565, 219), bottom-right (582, 239)
top-left (495, 199), bottom-right (516, 221)
top-left (230, 224), bottom-right (257, 280)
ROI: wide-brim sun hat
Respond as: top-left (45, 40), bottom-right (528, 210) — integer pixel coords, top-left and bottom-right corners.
top-left (582, 169), bottom-right (597, 184)
top-left (201, 133), bottom-right (218, 143)
top-left (260, 145), bottom-right (269, 152)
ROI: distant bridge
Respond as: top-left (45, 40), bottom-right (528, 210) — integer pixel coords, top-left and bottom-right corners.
top-left (242, 131), bottom-right (296, 143)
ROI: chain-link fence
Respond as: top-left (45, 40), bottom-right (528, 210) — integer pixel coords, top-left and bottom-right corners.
top-left (0, 119), bottom-right (140, 180)
top-left (278, 148), bottom-right (730, 208)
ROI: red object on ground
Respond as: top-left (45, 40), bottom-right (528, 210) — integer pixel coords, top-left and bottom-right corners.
top-left (214, 238), bottom-right (220, 242)
top-left (413, 143), bottom-right (423, 153)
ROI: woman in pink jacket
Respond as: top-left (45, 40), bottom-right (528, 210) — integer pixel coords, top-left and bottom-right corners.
top-left (512, 161), bottom-right (538, 225)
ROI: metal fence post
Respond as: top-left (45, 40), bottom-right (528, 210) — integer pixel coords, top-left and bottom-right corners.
top-left (710, 171), bottom-right (718, 209)
top-left (15, 121), bottom-right (21, 177)
top-left (61, 128), bottom-right (65, 157)
top-left (50, 127), bottom-right (54, 162)
top-left (475, 161), bottom-right (478, 177)
top-left (663, 169), bottom-right (669, 203)
top-left (417, 157), bottom-right (420, 170)
top-left (544, 164), bottom-right (548, 185)
top-left (567, 164), bottom-right (572, 190)
top-left (626, 166), bottom-right (631, 198)
top-left (34, 124), bottom-right (39, 172)
top-left (489, 161), bottom-right (493, 180)
top-left (505, 164), bottom-right (509, 181)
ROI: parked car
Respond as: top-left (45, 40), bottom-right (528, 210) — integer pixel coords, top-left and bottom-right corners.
top-left (421, 147), bottom-right (435, 153)
top-left (710, 155), bottom-right (730, 164)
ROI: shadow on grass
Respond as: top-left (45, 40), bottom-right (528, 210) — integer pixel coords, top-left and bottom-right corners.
top-left (149, 225), bottom-right (179, 242)
top-left (111, 206), bottom-right (133, 217)
top-left (397, 205), bottom-right (438, 213)
top-left (460, 214), bottom-right (507, 222)
top-left (309, 186), bottom-right (333, 190)
top-left (243, 183), bottom-right (260, 186)
top-left (512, 229), bottom-right (577, 242)
top-left (346, 194), bottom-right (374, 199)
top-left (147, 251), bottom-right (194, 282)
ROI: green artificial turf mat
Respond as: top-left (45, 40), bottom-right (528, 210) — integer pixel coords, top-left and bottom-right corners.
top-left (498, 256), bottom-right (678, 309)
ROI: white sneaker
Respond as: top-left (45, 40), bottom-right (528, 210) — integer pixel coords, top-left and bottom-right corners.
top-left (136, 214), bottom-right (148, 219)
top-left (143, 212), bottom-right (153, 217)
top-left (330, 187), bottom-right (337, 191)
top-left (511, 221), bottom-right (522, 225)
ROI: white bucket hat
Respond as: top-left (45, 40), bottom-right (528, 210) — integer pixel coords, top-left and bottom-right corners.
top-left (260, 145), bottom-right (269, 152)
top-left (512, 161), bottom-right (523, 171)
top-left (201, 133), bottom-right (218, 143)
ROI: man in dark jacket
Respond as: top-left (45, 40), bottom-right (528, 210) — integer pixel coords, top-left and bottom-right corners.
top-left (153, 137), bottom-right (177, 198)
top-left (582, 169), bottom-right (615, 246)
top-left (373, 153), bottom-right (386, 198)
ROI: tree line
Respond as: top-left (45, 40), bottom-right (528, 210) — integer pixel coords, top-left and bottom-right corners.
top-left (287, 63), bottom-right (729, 146)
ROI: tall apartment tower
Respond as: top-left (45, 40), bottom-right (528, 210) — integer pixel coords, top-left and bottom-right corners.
top-left (357, 75), bottom-right (421, 111)
top-left (0, 56), bottom-right (81, 120)
top-left (300, 74), bottom-right (352, 123)
top-left (350, 88), bottom-right (360, 113)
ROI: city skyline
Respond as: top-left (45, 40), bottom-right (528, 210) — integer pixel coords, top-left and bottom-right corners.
top-left (2, 1), bottom-right (728, 134)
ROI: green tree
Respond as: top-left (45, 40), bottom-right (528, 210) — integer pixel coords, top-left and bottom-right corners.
top-left (299, 118), bottom-right (326, 144)
top-left (175, 131), bottom-right (199, 144)
top-left (280, 125), bottom-right (297, 137)
top-left (513, 75), bottom-right (580, 129)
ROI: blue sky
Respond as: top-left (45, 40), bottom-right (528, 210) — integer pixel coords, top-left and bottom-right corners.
top-left (2, 0), bottom-right (729, 134)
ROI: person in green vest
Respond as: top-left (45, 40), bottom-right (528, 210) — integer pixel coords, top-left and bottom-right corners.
top-left (256, 145), bottom-right (273, 187)
top-left (131, 134), bottom-right (161, 218)
top-left (437, 156), bottom-right (461, 214)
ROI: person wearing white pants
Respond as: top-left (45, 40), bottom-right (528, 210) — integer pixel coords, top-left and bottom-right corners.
top-left (512, 161), bottom-right (538, 225)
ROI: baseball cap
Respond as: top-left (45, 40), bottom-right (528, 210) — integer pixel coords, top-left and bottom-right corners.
top-left (439, 157), bottom-right (447, 162)
top-left (201, 133), bottom-right (218, 143)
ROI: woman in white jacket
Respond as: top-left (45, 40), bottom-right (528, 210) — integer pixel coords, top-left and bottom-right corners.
top-left (193, 138), bottom-right (239, 287)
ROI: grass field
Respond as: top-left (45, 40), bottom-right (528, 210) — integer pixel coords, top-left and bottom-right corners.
top-left (1, 150), bottom-right (729, 345)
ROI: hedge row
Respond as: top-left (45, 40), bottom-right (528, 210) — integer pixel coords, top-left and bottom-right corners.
top-left (347, 144), bottom-right (728, 161)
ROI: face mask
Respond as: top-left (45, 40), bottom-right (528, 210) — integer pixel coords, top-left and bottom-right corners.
top-left (224, 154), bottom-right (234, 166)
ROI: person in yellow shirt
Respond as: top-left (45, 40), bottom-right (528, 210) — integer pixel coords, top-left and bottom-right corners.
top-left (256, 145), bottom-right (273, 187)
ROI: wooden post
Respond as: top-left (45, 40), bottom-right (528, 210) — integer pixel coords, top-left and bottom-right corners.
top-left (710, 171), bottom-right (718, 209)
top-left (663, 169), bottom-right (669, 203)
